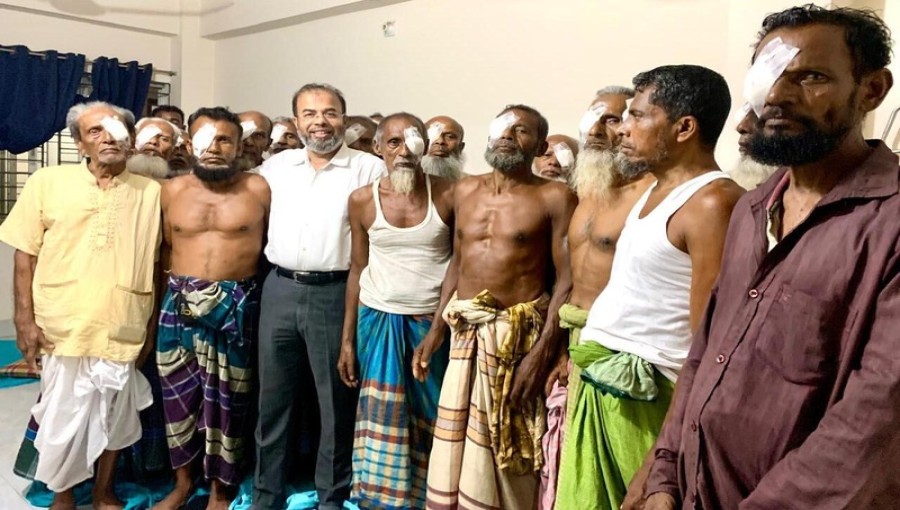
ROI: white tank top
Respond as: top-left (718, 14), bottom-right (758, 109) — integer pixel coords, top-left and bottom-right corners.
top-left (359, 175), bottom-right (452, 315)
top-left (580, 170), bottom-right (732, 382)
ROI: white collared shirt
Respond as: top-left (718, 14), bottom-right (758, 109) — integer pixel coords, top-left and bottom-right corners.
top-left (261, 144), bottom-right (385, 271)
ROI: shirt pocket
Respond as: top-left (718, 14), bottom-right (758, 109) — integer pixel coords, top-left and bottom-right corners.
top-left (754, 283), bottom-right (836, 384)
top-left (34, 279), bottom-right (79, 339)
top-left (108, 285), bottom-right (153, 344)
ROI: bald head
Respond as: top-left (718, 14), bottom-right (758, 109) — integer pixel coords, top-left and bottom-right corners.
top-left (425, 116), bottom-right (465, 158)
top-left (534, 134), bottom-right (579, 183)
top-left (238, 111), bottom-right (273, 167)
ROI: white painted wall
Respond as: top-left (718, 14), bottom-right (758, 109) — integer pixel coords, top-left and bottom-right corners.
top-left (0, 5), bottom-right (175, 71)
top-left (211, 0), bottom-right (884, 174)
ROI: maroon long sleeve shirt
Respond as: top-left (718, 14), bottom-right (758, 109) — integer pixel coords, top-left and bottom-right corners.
top-left (646, 141), bottom-right (900, 509)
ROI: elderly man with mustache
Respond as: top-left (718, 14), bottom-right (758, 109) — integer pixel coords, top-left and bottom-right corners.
top-left (338, 112), bottom-right (455, 510)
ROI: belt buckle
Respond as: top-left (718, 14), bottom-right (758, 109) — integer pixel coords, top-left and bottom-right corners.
top-left (293, 270), bottom-right (312, 283)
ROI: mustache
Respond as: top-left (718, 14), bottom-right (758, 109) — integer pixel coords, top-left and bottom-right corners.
top-left (758, 107), bottom-right (816, 127)
top-left (492, 140), bottom-right (518, 150)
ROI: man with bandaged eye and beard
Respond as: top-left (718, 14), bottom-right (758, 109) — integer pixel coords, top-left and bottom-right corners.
top-left (422, 116), bottom-right (466, 180)
top-left (345, 115), bottom-right (378, 156)
top-left (128, 116), bottom-right (182, 180)
top-left (338, 112), bottom-right (455, 510)
top-left (153, 106), bottom-right (271, 510)
top-left (534, 134), bottom-right (579, 183)
top-left (536, 86), bottom-right (656, 510)
top-left (730, 106), bottom-right (780, 190)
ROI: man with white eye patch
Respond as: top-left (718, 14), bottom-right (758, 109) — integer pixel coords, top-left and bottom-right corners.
top-left (344, 115), bottom-right (378, 156)
top-left (418, 104), bottom-right (577, 510)
top-left (534, 134), bottom-right (579, 183)
top-left (127, 116), bottom-right (181, 180)
top-left (238, 111), bottom-right (274, 171)
top-left (536, 86), bottom-right (656, 510)
top-left (153, 106), bottom-right (271, 510)
top-left (338, 112), bottom-right (455, 510)
top-left (2, 101), bottom-right (160, 510)
top-left (423, 115), bottom-right (466, 180)
top-left (268, 116), bottom-right (302, 155)
top-left (255, 83), bottom-right (384, 510)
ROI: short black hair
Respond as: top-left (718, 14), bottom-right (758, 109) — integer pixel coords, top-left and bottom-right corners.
top-left (374, 112), bottom-right (427, 145)
top-left (632, 65), bottom-right (731, 149)
top-left (150, 105), bottom-right (185, 122)
top-left (291, 83), bottom-right (347, 116)
top-left (757, 4), bottom-right (892, 81)
top-left (187, 106), bottom-right (243, 139)
top-left (499, 104), bottom-right (549, 143)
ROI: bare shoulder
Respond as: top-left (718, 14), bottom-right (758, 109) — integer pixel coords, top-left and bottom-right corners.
top-left (688, 177), bottom-right (745, 217)
top-left (348, 182), bottom-right (374, 208)
top-left (161, 174), bottom-right (191, 204)
top-left (454, 174), bottom-right (486, 201)
top-left (429, 175), bottom-right (456, 203)
top-left (242, 172), bottom-right (271, 202)
top-left (537, 178), bottom-right (577, 214)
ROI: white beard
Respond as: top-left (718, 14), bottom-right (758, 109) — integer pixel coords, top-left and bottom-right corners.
top-left (422, 153), bottom-right (465, 180)
top-left (389, 167), bottom-right (417, 195)
top-left (126, 153), bottom-right (170, 179)
top-left (570, 148), bottom-right (618, 200)
top-left (730, 156), bottom-right (779, 190)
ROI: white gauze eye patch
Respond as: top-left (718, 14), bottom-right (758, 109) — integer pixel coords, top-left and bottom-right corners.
top-left (344, 123), bottom-right (366, 145)
top-left (733, 102), bottom-right (753, 124)
top-left (135, 125), bottom-right (163, 150)
top-left (404, 126), bottom-right (425, 157)
top-left (100, 116), bottom-right (130, 142)
top-left (621, 98), bottom-right (634, 122)
top-left (579, 104), bottom-right (607, 137)
top-left (552, 143), bottom-right (574, 169)
top-left (744, 36), bottom-right (799, 116)
top-left (427, 122), bottom-right (445, 143)
top-left (175, 135), bottom-right (184, 147)
top-left (270, 123), bottom-right (288, 144)
top-left (488, 111), bottom-right (518, 147)
top-left (191, 123), bottom-right (217, 158)
top-left (240, 120), bottom-right (257, 141)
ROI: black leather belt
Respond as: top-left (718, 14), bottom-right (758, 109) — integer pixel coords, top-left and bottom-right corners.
top-left (275, 266), bottom-right (349, 285)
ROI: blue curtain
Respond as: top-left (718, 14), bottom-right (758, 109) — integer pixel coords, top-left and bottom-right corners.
top-left (87, 57), bottom-right (153, 121)
top-left (0, 45), bottom-right (85, 154)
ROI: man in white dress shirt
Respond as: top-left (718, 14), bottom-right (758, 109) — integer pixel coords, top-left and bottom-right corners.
top-left (253, 83), bottom-right (385, 510)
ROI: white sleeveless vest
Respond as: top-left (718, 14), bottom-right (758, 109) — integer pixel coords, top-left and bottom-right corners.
top-left (358, 175), bottom-right (452, 315)
top-left (580, 170), bottom-right (732, 382)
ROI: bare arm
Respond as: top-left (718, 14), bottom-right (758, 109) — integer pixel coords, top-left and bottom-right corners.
top-left (683, 184), bottom-right (742, 330)
top-left (13, 250), bottom-right (52, 369)
top-left (510, 184), bottom-right (578, 403)
top-left (338, 188), bottom-right (371, 388)
top-left (413, 181), bottom-right (459, 382)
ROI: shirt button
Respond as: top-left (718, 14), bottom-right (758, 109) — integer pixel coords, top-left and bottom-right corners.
top-left (748, 289), bottom-right (760, 299)
top-left (690, 421), bottom-right (697, 432)
top-left (716, 354), bottom-right (726, 364)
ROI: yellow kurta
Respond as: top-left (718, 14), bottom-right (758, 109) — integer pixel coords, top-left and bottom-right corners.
top-left (0, 162), bottom-right (161, 362)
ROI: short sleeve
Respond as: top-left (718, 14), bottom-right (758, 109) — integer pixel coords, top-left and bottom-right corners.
top-left (0, 173), bottom-right (46, 255)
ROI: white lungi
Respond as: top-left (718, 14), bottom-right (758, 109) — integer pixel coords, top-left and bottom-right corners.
top-left (32, 355), bottom-right (152, 492)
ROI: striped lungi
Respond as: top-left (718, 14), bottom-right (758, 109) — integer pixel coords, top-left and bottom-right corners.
top-left (156, 274), bottom-right (259, 486)
top-left (426, 290), bottom-right (548, 510)
top-left (351, 305), bottom-right (448, 510)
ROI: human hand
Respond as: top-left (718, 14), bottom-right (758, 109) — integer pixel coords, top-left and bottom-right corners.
top-left (543, 352), bottom-right (569, 397)
top-left (16, 320), bottom-right (52, 371)
top-left (412, 329), bottom-right (443, 382)
top-left (337, 340), bottom-right (358, 388)
top-left (641, 493), bottom-right (676, 510)
top-left (509, 348), bottom-right (548, 405)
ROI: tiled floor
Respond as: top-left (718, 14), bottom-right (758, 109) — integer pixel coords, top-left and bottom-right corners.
top-left (0, 381), bottom-right (40, 509)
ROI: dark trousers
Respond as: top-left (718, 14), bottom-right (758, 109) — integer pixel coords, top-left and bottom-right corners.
top-left (253, 269), bottom-right (358, 510)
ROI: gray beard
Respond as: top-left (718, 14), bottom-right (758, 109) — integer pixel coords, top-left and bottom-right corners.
top-left (571, 148), bottom-right (619, 200)
top-left (730, 156), bottom-right (779, 190)
top-left (126, 153), bottom-right (170, 179)
top-left (422, 153), bottom-right (464, 180)
top-left (389, 167), bottom-right (417, 195)
top-left (301, 133), bottom-right (344, 154)
top-left (484, 146), bottom-right (528, 172)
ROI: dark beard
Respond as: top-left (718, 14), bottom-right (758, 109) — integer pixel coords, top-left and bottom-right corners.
top-left (746, 114), bottom-right (852, 166)
top-left (484, 146), bottom-right (529, 172)
top-left (193, 160), bottom-right (241, 182)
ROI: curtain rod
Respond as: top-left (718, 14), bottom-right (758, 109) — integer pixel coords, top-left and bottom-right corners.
top-left (0, 47), bottom-right (176, 77)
